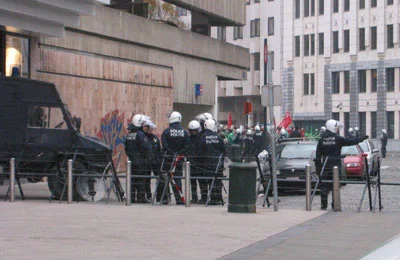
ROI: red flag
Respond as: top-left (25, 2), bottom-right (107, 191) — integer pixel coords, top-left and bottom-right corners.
top-left (227, 112), bottom-right (232, 128)
top-left (278, 112), bottom-right (292, 129)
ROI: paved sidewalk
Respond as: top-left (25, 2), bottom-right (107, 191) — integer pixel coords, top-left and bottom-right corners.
top-left (220, 212), bottom-right (400, 260)
top-left (0, 202), bottom-right (324, 260)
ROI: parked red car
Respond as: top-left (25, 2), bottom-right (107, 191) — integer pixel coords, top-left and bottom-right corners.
top-left (341, 145), bottom-right (366, 180)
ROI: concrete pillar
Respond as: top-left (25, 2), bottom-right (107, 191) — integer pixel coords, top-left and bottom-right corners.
top-left (349, 55), bottom-right (359, 128)
top-left (324, 58), bottom-right (332, 118)
top-left (377, 53), bottom-right (387, 132)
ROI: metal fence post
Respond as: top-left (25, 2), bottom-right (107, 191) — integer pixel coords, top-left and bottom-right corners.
top-left (333, 166), bottom-right (341, 212)
top-left (126, 161), bottom-right (131, 206)
top-left (305, 164), bottom-right (311, 211)
top-left (185, 161), bottom-right (191, 207)
top-left (10, 158), bottom-right (15, 202)
top-left (67, 159), bottom-right (73, 204)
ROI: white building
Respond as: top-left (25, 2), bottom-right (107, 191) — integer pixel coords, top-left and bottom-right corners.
top-left (215, 0), bottom-right (400, 140)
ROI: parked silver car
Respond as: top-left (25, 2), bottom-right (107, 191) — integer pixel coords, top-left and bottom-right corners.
top-left (359, 140), bottom-right (381, 176)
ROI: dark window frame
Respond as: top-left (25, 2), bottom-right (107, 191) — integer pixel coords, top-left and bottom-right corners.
top-left (344, 30), bottom-right (350, 52)
top-left (371, 69), bottom-right (377, 92)
top-left (332, 72), bottom-right (340, 94)
top-left (358, 70), bottom-right (367, 93)
top-left (268, 17), bottom-right (274, 36)
top-left (387, 24), bottom-right (394, 49)
top-left (359, 28), bottom-right (366, 51)
top-left (386, 68), bottom-right (395, 92)
top-left (318, 32), bottom-right (324, 55)
top-left (333, 31), bottom-right (339, 53)
top-left (370, 26), bottom-right (377, 50)
top-left (344, 71), bottom-right (350, 93)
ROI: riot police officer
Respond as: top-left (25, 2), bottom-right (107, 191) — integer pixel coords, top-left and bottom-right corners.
top-left (315, 119), bottom-right (368, 210)
top-left (185, 120), bottom-right (203, 203)
top-left (124, 114), bottom-right (152, 203)
top-left (253, 125), bottom-right (263, 156)
top-left (161, 111), bottom-right (189, 205)
top-left (380, 129), bottom-right (388, 158)
top-left (143, 119), bottom-right (163, 203)
top-left (200, 119), bottom-right (225, 205)
top-left (243, 129), bottom-right (254, 162)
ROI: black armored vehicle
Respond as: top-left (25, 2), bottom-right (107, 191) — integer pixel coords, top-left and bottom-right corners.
top-left (0, 77), bottom-right (124, 201)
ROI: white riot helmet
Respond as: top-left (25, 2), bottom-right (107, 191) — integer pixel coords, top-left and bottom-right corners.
top-left (255, 125), bottom-right (260, 131)
top-left (348, 128), bottom-right (354, 133)
top-left (188, 120), bottom-right (201, 130)
top-left (204, 119), bottom-right (216, 132)
top-left (320, 126), bottom-right (326, 132)
top-left (246, 129), bottom-right (252, 135)
top-left (325, 119), bottom-right (344, 133)
top-left (354, 127), bottom-right (359, 132)
top-left (382, 129), bottom-right (387, 133)
top-left (280, 129), bottom-right (286, 135)
top-left (235, 128), bottom-right (241, 134)
top-left (169, 111), bottom-right (182, 124)
top-left (132, 114), bottom-right (149, 127)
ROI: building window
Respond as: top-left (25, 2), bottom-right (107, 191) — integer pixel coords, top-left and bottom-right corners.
top-left (344, 112), bottom-right (350, 133)
top-left (344, 0), bottom-right (350, 11)
top-left (268, 17), bottom-right (274, 36)
top-left (371, 0), bottom-right (377, 8)
top-left (303, 73), bottom-right (315, 95)
top-left (359, 112), bottom-right (366, 136)
top-left (311, 34), bottom-right (315, 56)
top-left (311, 73), bottom-right (315, 94)
top-left (295, 35), bottom-right (301, 57)
top-left (333, 31), bottom-right (339, 53)
top-left (371, 27), bottom-right (377, 50)
top-left (387, 24), bottom-right (394, 48)
top-left (319, 32), bottom-right (324, 55)
top-left (304, 35), bottom-right (310, 56)
top-left (304, 74), bottom-right (309, 95)
top-left (3, 34), bottom-right (30, 78)
top-left (371, 69), bottom-right (377, 92)
top-left (253, 52), bottom-right (260, 71)
top-left (344, 71), bottom-right (350, 93)
top-left (250, 20), bottom-right (260, 37)
top-left (388, 0), bottom-right (394, 5)
top-left (344, 30), bottom-right (350, 52)
top-left (217, 27), bottom-right (226, 41)
top-left (359, 70), bottom-right (366, 93)
top-left (371, 112), bottom-right (377, 138)
top-left (332, 72), bottom-right (340, 94)
top-left (387, 111), bottom-right (394, 138)
top-left (360, 0), bottom-right (365, 9)
top-left (332, 112), bottom-right (340, 121)
top-left (359, 28), bottom-right (366, 51)
top-left (333, 0), bottom-right (339, 12)
top-left (233, 26), bottom-right (243, 40)
top-left (387, 68), bottom-right (395, 92)
top-left (311, 0), bottom-right (315, 16)
top-left (295, 0), bottom-right (301, 18)
top-left (304, 0), bottom-right (310, 17)
top-left (255, 0), bottom-right (260, 3)
top-left (319, 0), bottom-right (324, 15)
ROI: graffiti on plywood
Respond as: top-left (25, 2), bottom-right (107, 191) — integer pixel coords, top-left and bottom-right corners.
top-left (96, 110), bottom-right (127, 166)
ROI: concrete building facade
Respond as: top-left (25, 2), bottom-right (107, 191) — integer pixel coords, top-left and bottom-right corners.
top-left (217, 0), bottom-right (400, 140)
top-left (0, 0), bottom-right (249, 158)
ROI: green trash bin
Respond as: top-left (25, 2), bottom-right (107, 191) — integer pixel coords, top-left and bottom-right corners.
top-left (228, 163), bottom-right (257, 213)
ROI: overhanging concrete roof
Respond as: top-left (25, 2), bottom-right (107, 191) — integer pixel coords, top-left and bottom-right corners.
top-left (163, 0), bottom-right (246, 26)
top-left (0, 0), bottom-right (97, 37)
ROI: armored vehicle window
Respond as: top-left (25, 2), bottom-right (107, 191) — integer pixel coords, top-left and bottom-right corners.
top-left (28, 106), bottom-right (67, 130)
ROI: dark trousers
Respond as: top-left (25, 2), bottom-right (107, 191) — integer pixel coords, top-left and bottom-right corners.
top-left (131, 164), bottom-right (147, 202)
top-left (382, 146), bottom-right (387, 158)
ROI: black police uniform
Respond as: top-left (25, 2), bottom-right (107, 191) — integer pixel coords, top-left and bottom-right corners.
top-left (253, 130), bottom-right (264, 156)
top-left (381, 132), bottom-right (388, 158)
top-left (124, 124), bottom-right (151, 203)
top-left (243, 134), bottom-right (254, 162)
top-left (145, 132), bottom-right (162, 202)
top-left (315, 130), bottom-right (366, 209)
top-left (161, 122), bottom-right (189, 204)
top-left (200, 129), bottom-right (225, 205)
top-left (184, 131), bottom-right (203, 203)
